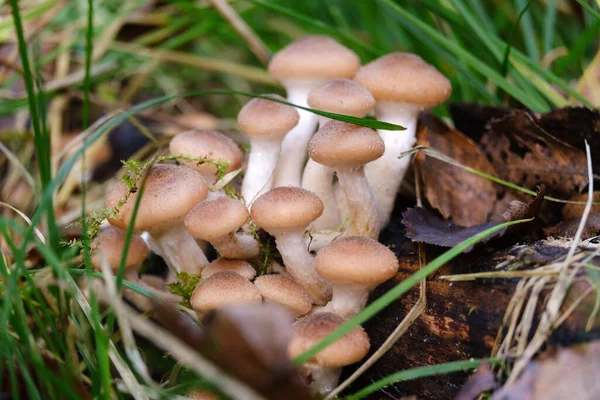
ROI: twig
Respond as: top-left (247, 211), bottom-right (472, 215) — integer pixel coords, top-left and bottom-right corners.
top-left (208, 0), bottom-right (271, 64)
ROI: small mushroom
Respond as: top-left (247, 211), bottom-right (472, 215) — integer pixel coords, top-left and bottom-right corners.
top-left (90, 226), bottom-right (149, 280)
top-left (190, 271), bottom-right (262, 314)
top-left (163, 112), bottom-right (219, 136)
top-left (254, 275), bottom-right (312, 317)
top-left (105, 164), bottom-right (209, 275)
top-left (314, 236), bottom-right (398, 318)
top-left (237, 94), bottom-right (299, 205)
top-left (309, 121), bottom-right (384, 238)
top-left (268, 36), bottom-right (361, 188)
top-left (169, 130), bottom-right (243, 185)
top-left (354, 53), bottom-right (451, 226)
top-left (251, 187), bottom-right (332, 305)
top-left (202, 258), bottom-right (257, 281)
top-left (288, 312), bottom-right (370, 395)
top-left (303, 79), bottom-right (375, 232)
top-left (184, 197), bottom-right (260, 259)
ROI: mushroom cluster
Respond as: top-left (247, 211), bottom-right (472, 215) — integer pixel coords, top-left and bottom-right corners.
top-left (96, 35), bottom-right (451, 396)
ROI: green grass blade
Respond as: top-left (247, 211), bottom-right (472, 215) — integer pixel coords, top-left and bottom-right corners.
top-left (514, 0), bottom-right (539, 60)
top-left (574, 0), bottom-right (600, 21)
top-left (293, 218), bottom-right (532, 365)
top-left (543, 0), bottom-right (559, 54)
top-left (346, 358), bottom-right (500, 400)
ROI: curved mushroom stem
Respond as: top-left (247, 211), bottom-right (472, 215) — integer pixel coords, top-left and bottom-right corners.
top-left (273, 82), bottom-right (319, 188)
top-left (302, 161), bottom-right (339, 230)
top-left (273, 229), bottom-right (331, 305)
top-left (242, 137), bottom-right (282, 205)
top-left (336, 166), bottom-right (379, 239)
top-left (146, 224), bottom-right (207, 276)
top-left (210, 233), bottom-right (260, 259)
top-left (303, 364), bottom-right (342, 396)
top-left (312, 283), bottom-right (369, 319)
top-left (365, 101), bottom-right (421, 227)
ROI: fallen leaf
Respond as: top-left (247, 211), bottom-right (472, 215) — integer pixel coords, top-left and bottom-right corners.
top-left (491, 340), bottom-right (600, 400)
top-left (481, 110), bottom-right (588, 196)
top-left (449, 103), bottom-right (511, 142)
top-left (562, 191), bottom-right (600, 220)
top-left (550, 213), bottom-right (600, 239)
top-left (402, 207), bottom-right (504, 252)
top-left (502, 185), bottom-right (546, 222)
top-left (454, 361), bottom-right (497, 400)
top-left (417, 113), bottom-right (498, 227)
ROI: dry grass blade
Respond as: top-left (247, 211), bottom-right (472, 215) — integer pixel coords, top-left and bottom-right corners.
top-left (0, 202), bottom-right (45, 244)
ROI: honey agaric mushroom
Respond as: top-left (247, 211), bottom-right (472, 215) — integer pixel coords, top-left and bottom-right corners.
top-left (251, 187), bottom-right (332, 305)
top-left (105, 164), bottom-right (209, 276)
top-left (303, 79), bottom-right (375, 232)
top-left (254, 275), bottom-right (312, 317)
top-left (237, 94), bottom-right (299, 205)
top-left (190, 271), bottom-right (262, 314)
top-left (314, 236), bottom-right (398, 318)
top-left (288, 312), bottom-right (370, 395)
top-left (184, 197), bottom-right (260, 260)
top-left (169, 130), bottom-right (242, 185)
top-left (202, 258), bottom-right (256, 281)
top-left (354, 53), bottom-right (451, 226)
top-left (91, 226), bottom-right (149, 280)
top-left (268, 36), bottom-right (361, 188)
top-left (309, 121), bottom-right (384, 238)
top-left (163, 112), bottom-right (219, 136)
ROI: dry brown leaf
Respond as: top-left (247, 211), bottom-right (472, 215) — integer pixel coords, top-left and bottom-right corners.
top-left (481, 110), bottom-right (587, 196)
top-left (550, 213), bottom-right (600, 239)
top-left (454, 361), bottom-right (497, 400)
top-left (562, 191), bottom-right (600, 220)
top-left (417, 113), bottom-right (498, 227)
top-left (491, 340), bottom-right (600, 400)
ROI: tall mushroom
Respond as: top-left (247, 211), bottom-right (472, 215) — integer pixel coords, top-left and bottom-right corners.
top-left (354, 53), bottom-right (451, 226)
top-left (314, 236), bottom-right (398, 318)
top-left (184, 197), bottom-right (260, 260)
top-left (303, 79), bottom-right (375, 231)
top-left (268, 36), bottom-right (361, 188)
top-left (105, 164), bottom-right (209, 276)
top-left (288, 312), bottom-right (370, 395)
top-left (237, 95), bottom-right (299, 205)
top-left (250, 187), bottom-right (332, 305)
top-left (169, 130), bottom-right (243, 186)
top-left (309, 120), bottom-right (384, 239)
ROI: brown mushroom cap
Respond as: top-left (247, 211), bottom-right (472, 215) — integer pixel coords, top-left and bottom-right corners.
top-left (307, 79), bottom-right (375, 117)
top-left (169, 130), bottom-right (242, 176)
top-left (268, 36), bottom-right (360, 81)
top-left (354, 53), bottom-right (451, 106)
top-left (288, 312), bottom-right (369, 367)
top-left (184, 198), bottom-right (249, 241)
top-left (237, 94), bottom-right (299, 139)
top-left (105, 164), bottom-right (208, 232)
top-left (173, 112), bottom-right (218, 131)
top-left (190, 271), bottom-right (262, 312)
top-left (186, 390), bottom-right (219, 400)
top-left (309, 120), bottom-right (384, 168)
top-left (91, 226), bottom-right (149, 271)
top-left (254, 275), bottom-right (312, 317)
top-left (315, 236), bottom-right (398, 285)
top-left (203, 258), bottom-right (257, 281)
top-left (251, 187), bottom-right (324, 231)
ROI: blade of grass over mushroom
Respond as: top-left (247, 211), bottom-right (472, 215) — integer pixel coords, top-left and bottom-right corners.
top-left (294, 218), bottom-right (532, 365)
top-left (9, 0), bottom-right (60, 251)
top-left (346, 358), bottom-right (501, 400)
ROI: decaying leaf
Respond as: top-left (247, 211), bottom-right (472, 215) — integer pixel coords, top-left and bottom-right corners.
top-left (481, 110), bottom-right (587, 196)
top-left (549, 213), bottom-right (600, 239)
top-left (562, 191), bottom-right (600, 220)
top-left (491, 340), bottom-right (600, 400)
top-left (402, 207), bottom-right (503, 252)
top-left (502, 185), bottom-right (546, 222)
top-left (417, 113), bottom-right (498, 227)
top-left (454, 361), bottom-right (497, 400)
top-left (152, 301), bottom-right (312, 400)
top-left (449, 103), bottom-right (511, 142)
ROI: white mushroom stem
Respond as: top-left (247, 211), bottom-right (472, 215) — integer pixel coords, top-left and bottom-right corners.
top-left (242, 137), bottom-right (282, 205)
top-left (303, 364), bottom-right (342, 396)
top-left (313, 283), bottom-right (369, 319)
top-left (209, 233), bottom-right (260, 259)
top-left (365, 101), bottom-right (421, 227)
top-left (272, 229), bottom-right (331, 305)
top-left (274, 82), bottom-right (319, 188)
top-left (336, 167), bottom-right (379, 238)
top-left (145, 224), bottom-right (207, 276)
